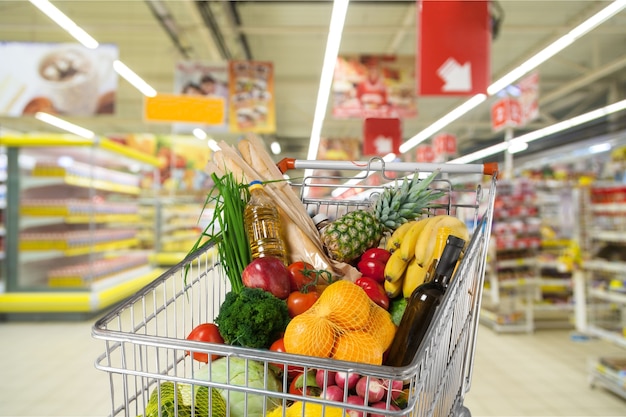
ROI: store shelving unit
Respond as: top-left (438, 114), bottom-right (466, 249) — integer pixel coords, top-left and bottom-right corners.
top-left (533, 181), bottom-right (577, 329)
top-left (0, 145), bottom-right (6, 293)
top-left (574, 183), bottom-right (626, 399)
top-left (481, 179), bottom-right (540, 333)
top-left (0, 134), bottom-right (163, 319)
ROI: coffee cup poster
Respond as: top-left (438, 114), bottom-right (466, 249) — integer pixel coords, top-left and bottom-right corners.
top-left (332, 55), bottom-right (417, 119)
top-left (0, 41), bottom-right (119, 117)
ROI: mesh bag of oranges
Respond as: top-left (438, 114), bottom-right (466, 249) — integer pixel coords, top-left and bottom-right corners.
top-left (283, 280), bottom-right (396, 365)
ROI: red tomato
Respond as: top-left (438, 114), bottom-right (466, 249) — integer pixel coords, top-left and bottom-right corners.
top-left (287, 261), bottom-right (317, 291)
top-left (289, 371), bottom-right (321, 396)
top-left (361, 248), bottom-right (392, 264)
top-left (286, 290), bottom-right (319, 317)
top-left (269, 338), bottom-right (302, 378)
top-left (186, 323), bottom-right (224, 362)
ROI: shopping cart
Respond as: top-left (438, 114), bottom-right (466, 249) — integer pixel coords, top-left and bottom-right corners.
top-left (93, 159), bottom-right (498, 417)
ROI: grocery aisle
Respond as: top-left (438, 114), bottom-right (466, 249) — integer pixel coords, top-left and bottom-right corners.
top-left (0, 320), bottom-right (624, 416)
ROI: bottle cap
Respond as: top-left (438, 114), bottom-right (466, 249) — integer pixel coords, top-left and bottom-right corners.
top-left (312, 213), bottom-right (329, 226)
top-left (249, 180), bottom-right (263, 186)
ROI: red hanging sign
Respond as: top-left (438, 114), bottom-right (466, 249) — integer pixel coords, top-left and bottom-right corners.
top-left (362, 118), bottom-right (402, 156)
top-left (433, 133), bottom-right (457, 156)
top-left (417, 0), bottom-right (491, 96)
top-left (491, 97), bottom-right (522, 132)
top-left (416, 144), bottom-right (435, 163)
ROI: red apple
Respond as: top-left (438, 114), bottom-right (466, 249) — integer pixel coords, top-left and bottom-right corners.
top-left (242, 256), bottom-right (291, 299)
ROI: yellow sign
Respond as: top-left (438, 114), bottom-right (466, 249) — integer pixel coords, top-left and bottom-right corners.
top-left (144, 94), bottom-right (224, 124)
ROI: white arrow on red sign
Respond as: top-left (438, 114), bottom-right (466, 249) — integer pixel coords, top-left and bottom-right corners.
top-left (437, 57), bottom-right (472, 92)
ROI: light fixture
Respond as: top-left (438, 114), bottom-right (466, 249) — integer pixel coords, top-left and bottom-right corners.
top-left (307, 0), bottom-right (350, 166)
top-left (113, 60), bottom-right (157, 97)
top-left (449, 98), bottom-right (626, 164)
top-left (35, 112), bottom-right (95, 139)
top-left (207, 139), bottom-right (220, 152)
top-left (270, 141), bottom-right (281, 155)
top-left (192, 128), bottom-right (207, 140)
top-left (29, 0), bottom-right (99, 49)
top-left (507, 141), bottom-right (528, 154)
top-left (401, 0), bottom-right (626, 155)
top-left (589, 143), bottom-right (611, 154)
top-left (399, 94), bottom-right (486, 153)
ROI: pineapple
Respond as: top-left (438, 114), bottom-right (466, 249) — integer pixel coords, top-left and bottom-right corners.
top-left (321, 170), bottom-right (443, 262)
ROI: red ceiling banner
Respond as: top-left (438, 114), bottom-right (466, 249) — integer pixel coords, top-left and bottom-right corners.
top-left (362, 117), bottom-right (402, 156)
top-left (417, 0), bottom-right (490, 96)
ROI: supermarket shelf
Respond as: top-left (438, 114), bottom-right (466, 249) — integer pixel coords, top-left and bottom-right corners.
top-left (495, 257), bottom-right (537, 269)
top-left (20, 210), bottom-right (140, 224)
top-left (20, 237), bottom-right (139, 256)
top-left (480, 308), bottom-right (533, 333)
top-left (588, 287), bottom-right (626, 304)
top-left (583, 259), bottom-right (626, 275)
top-left (589, 230), bottom-right (626, 243)
top-left (0, 134), bottom-right (160, 168)
top-left (28, 171), bottom-right (141, 195)
top-left (590, 203), bottom-right (626, 214)
top-left (0, 267), bottom-right (164, 314)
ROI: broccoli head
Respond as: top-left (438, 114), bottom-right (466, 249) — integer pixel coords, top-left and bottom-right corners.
top-left (215, 287), bottom-right (290, 349)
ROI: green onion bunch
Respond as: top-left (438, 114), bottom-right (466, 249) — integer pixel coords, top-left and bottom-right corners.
top-left (189, 172), bottom-right (251, 293)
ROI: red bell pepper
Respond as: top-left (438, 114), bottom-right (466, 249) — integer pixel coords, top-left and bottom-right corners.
top-left (355, 277), bottom-right (390, 310)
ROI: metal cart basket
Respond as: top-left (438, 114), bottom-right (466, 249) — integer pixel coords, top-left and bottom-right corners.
top-left (93, 159), bottom-right (498, 417)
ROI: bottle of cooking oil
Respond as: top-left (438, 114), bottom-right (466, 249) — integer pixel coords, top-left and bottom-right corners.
top-left (244, 180), bottom-right (288, 265)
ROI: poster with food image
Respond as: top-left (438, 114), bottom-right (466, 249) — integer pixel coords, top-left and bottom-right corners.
top-left (0, 41), bottom-right (118, 117)
top-left (332, 55), bottom-right (417, 119)
top-left (228, 60), bottom-right (276, 133)
top-left (171, 61), bottom-right (229, 133)
top-left (155, 135), bottom-right (212, 191)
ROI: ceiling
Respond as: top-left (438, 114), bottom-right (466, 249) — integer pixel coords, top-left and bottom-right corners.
top-left (0, 0), bottom-right (625, 162)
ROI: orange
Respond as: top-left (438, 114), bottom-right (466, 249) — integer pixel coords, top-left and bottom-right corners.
top-left (283, 314), bottom-right (336, 358)
top-left (331, 330), bottom-right (383, 365)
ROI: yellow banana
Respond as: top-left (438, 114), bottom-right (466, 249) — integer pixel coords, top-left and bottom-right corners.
top-left (403, 257), bottom-right (428, 298)
top-left (385, 220), bottom-right (417, 252)
top-left (415, 215), bottom-right (469, 266)
top-left (413, 216), bottom-right (444, 265)
top-left (398, 217), bottom-right (429, 261)
top-left (384, 249), bottom-right (409, 284)
top-left (384, 275), bottom-right (403, 298)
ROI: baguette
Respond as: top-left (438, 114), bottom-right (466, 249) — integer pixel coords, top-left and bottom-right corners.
top-left (206, 138), bottom-right (360, 281)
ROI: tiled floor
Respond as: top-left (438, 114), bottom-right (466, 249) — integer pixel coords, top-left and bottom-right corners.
top-left (0, 320), bottom-right (625, 417)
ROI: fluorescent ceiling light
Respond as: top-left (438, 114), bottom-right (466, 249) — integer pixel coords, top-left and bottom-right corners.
top-left (207, 139), bottom-right (220, 152)
top-left (307, 0), bottom-right (350, 164)
top-left (450, 98), bottom-right (626, 164)
top-left (35, 112), bottom-right (95, 139)
top-left (29, 0), bottom-right (99, 49)
top-left (192, 128), bottom-right (207, 140)
top-left (402, 0), bottom-right (625, 156)
top-left (113, 60), bottom-right (157, 97)
top-left (589, 143), bottom-right (611, 154)
top-left (507, 141), bottom-right (528, 154)
top-left (399, 94), bottom-right (486, 153)
top-left (270, 141), bottom-right (282, 155)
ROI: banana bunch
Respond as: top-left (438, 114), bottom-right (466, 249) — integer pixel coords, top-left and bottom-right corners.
top-left (383, 215), bottom-right (469, 298)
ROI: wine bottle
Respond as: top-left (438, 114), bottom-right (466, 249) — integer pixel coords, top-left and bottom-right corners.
top-left (384, 235), bottom-right (466, 367)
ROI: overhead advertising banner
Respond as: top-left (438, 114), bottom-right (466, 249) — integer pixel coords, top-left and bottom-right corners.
top-left (491, 97), bottom-right (522, 132)
top-left (145, 94), bottom-right (225, 125)
top-left (228, 60), bottom-right (276, 133)
top-left (332, 55), bottom-right (417, 119)
top-left (0, 41), bottom-right (118, 116)
top-left (168, 61), bottom-right (229, 132)
top-left (416, 144), bottom-right (435, 163)
top-left (417, 0), bottom-right (490, 96)
top-left (363, 118), bottom-right (402, 156)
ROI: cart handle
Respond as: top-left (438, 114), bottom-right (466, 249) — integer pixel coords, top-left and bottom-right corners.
top-left (277, 158), bottom-right (498, 176)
